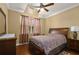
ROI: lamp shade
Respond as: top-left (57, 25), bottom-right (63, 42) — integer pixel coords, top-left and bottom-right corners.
top-left (70, 26), bottom-right (79, 32)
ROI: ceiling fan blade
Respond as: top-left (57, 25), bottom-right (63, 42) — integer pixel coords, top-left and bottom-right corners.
top-left (44, 3), bottom-right (54, 7)
top-left (44, 7), bottom-right (49, 12)
top-left (40, 3), bottom-right (49, 12)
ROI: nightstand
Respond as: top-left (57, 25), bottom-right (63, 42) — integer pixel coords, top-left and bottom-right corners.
top-left (67, 38), bottom-right (79, 51)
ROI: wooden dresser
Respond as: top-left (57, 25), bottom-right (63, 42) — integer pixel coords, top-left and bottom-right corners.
top-left (67, 38), bottom-right (79, 51)
top-left (0, 34), bottom-right (16, 55)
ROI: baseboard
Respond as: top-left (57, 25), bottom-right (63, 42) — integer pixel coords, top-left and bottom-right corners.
top-left (16, 42), bottom-right (29, 46)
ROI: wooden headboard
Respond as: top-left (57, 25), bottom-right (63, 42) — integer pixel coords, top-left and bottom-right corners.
top-left (49, 28), bottom-right (69, 38)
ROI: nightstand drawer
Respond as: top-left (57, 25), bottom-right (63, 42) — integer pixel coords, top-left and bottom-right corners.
top-left (67, 39), bottom-right (79, 51)
top-left (0, 39), bottom-right (16, 55)
top-left (67, 39), bottom-right (76, 49)
top-left (76, 40), bottom-right (79, 50)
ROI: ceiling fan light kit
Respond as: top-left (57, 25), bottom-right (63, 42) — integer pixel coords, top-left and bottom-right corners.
top-left (35, 3), bottom-right (54, 13)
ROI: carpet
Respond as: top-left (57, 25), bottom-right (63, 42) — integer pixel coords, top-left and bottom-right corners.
top-left (59, 51), bottom-right (71, 55)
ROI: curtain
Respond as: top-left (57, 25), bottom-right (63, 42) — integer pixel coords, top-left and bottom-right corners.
top-left (32, 18), bottom-right (41, 34)
top-left (19, 16), bottom-right (41, 44)
top-left (19, 16), bottom-right (29, 44)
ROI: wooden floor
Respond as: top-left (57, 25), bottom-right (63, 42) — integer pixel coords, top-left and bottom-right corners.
top-left (16, 44), bottom-right (31, 55)
top-left (16, 44), bottom-right (79, 55)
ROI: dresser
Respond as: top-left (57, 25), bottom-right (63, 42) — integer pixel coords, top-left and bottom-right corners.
top-left (67, 38), bottom-right (79, 51)
top-left (0, 34), bottom-right (16, 55)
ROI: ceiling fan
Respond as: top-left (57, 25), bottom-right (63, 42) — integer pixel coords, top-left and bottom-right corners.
top-left (33, 3), bottom-right (54, 13)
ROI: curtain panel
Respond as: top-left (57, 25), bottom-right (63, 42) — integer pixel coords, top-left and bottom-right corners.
top-left (33, 18), bottom-right (41, 34)
top-left (19, 16), bottom-right (29, 44)
top-left (19, 16), bottom-right (41, 44)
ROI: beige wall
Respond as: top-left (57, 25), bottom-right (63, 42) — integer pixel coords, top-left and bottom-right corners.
top-left (45, 6), bottom-right (79, 39)
top-left (0, 11), bottom-right (5, 33)
top-left (8, 10), bottom-right (21, 44)
top-left (40, 18), bottom-right (45, 34)
top-left (0, 3), bottom-right (8, 33)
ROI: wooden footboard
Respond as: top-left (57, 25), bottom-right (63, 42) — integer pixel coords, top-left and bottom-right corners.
top-left (29, 41), bottom-right (67, 55)
top-left (29, 41), bottom-right (45, 55)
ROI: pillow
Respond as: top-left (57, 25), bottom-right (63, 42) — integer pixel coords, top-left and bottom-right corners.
top-left (50, 30), bottom-right (60, 34)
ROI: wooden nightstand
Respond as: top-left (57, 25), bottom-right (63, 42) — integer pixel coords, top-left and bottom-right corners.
top-left (67, 38), bottom-right (79, 51)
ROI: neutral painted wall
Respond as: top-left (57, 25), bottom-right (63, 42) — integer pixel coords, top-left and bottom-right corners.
top-left (0, 11), bottom-right (5, 33)
top-left (8, 10), bottom-right (21, 44)
top-left (0, 3), bottom-right (8, 33)
top-left (40, 18), bottom-right (46, 34)
top-left (45, 6), bottom-right (79, 39)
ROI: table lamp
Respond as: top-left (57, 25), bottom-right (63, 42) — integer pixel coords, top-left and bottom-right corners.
top-left (70, 26), bottom-right (79, 40)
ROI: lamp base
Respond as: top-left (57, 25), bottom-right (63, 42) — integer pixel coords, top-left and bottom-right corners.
top-left (73, 32), bottom-right (77, 40)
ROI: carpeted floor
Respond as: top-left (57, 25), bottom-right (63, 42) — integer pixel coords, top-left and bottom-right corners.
top-left (59, 51), bottom-right (71, 55)
top-left (60, 50), bottom-right (79, 55)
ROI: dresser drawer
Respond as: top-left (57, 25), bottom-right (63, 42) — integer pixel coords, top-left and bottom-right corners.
top-left (0, 39), bottom-right (16, 55)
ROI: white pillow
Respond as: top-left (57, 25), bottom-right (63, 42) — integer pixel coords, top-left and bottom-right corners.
top-left (50, 30), bottom-right (59, 34)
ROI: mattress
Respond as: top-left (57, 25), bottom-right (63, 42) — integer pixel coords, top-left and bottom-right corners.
top-left (30, 33), bottom-right (67, 54)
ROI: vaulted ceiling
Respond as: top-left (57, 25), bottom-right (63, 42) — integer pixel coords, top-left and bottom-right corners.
top-left (6, 3), bottom-right (79, 18)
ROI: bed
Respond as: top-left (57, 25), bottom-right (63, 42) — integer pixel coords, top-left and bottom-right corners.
top-left (29, 28), bottom-right (69, 55)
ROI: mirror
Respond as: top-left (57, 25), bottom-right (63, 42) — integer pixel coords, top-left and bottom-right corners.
top-left (0, 8), bottom-right (6, 35)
